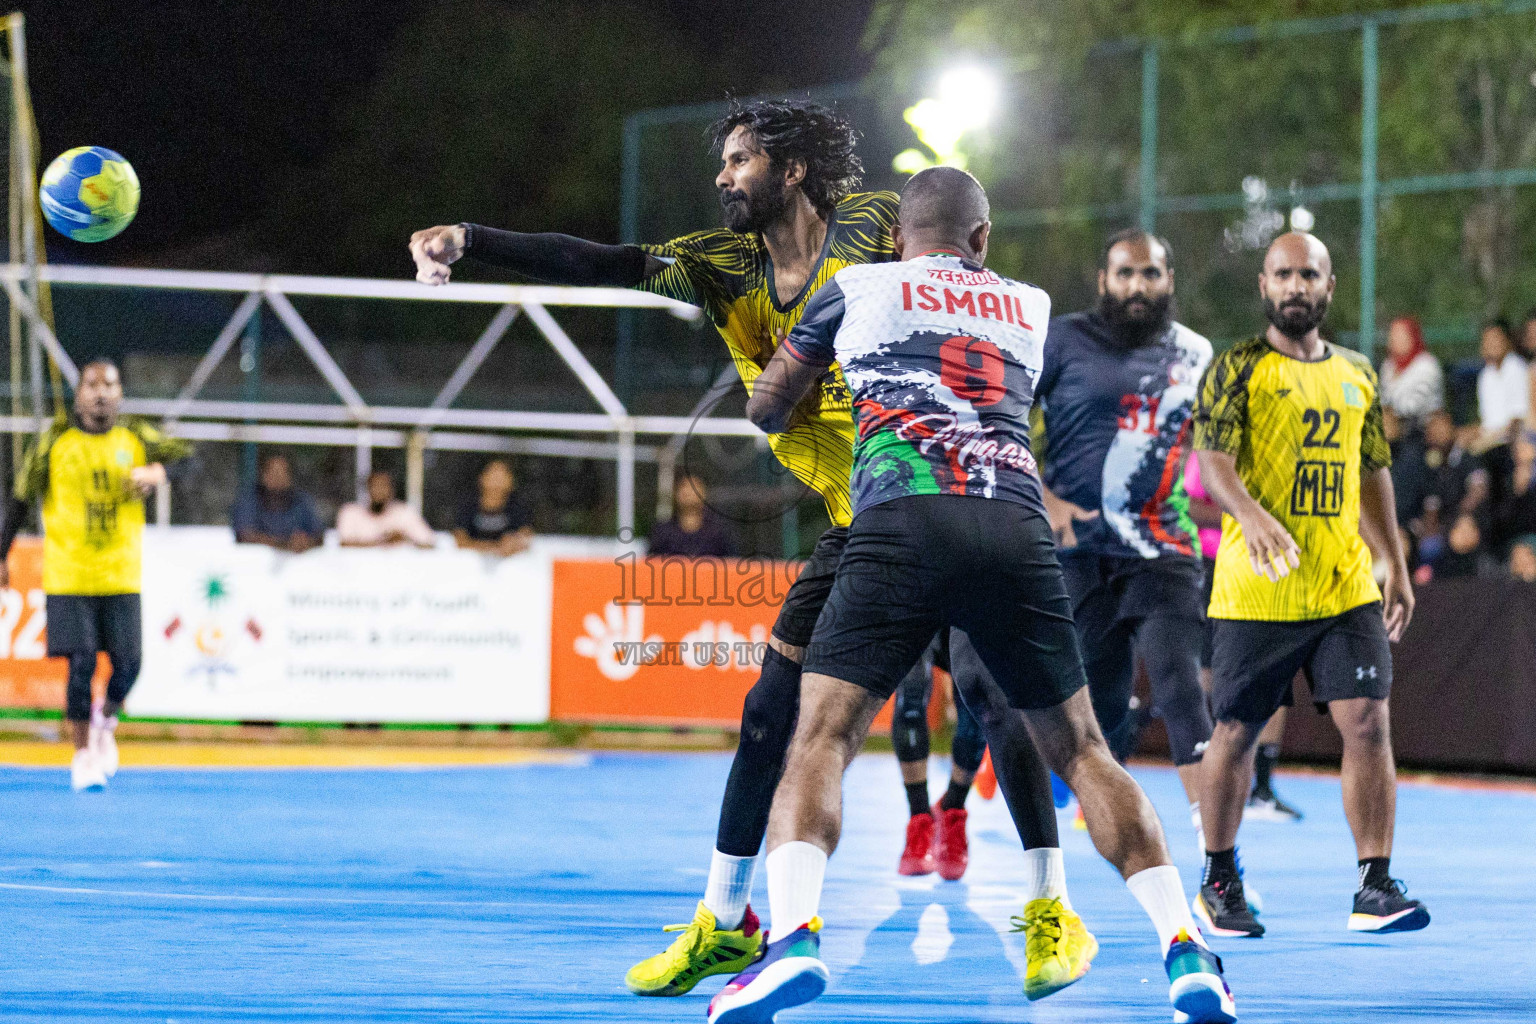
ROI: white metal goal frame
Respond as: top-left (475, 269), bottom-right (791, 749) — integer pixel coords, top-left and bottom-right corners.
top-left (0, 262), bottom-right (767, 535)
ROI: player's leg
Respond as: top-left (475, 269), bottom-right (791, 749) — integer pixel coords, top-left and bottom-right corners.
top-left (1014, 690), bottom-right (1234, 1021)
top-left (93, 594), bottom-right (142, 779)
top-left (891, 638), bottom-right (937, 876)
top-left (1310, 605), bottom-right (1428, 933)
top-left (956, 503), bottom-right (1233, 1022)
top-left (709, 671), bottom-right (892, 1024)
top-left (709, 500), bottom-right (940, 1024)
top-left (45, 595), bottom-right (107, 792)
top-left (1133, 611), bottom-right (1214, 842)
top-left (948, 629), bottom-right (1097, 1001)
top-left (1246, 704), bottom-right (1303, 820)
top-left (1059, 555), bottom-right (1140, 761)
top-left (625, 526), bottom-right (846, 997)
top-left (932, 674), bottom-right (983, 879)
top-left (1198, 619), bottom-right (1313, 937)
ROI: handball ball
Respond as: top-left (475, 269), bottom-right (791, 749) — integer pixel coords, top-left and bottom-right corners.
top-left (40, 147), bottom-right (140, 242)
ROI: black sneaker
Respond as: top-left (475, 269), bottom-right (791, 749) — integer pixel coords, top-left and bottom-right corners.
top-left (1193, 877), bottom-right (1265, 937)
top-left (1245, 787), bottom-right (1304, 822)
top-left (1348, 878), bottom-right (1430, 933)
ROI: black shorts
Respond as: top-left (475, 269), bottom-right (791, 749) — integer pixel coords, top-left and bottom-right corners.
top-left (803, 495), bottom-right (1087, 711)
top-left (771, 526), bottom-right (849, 648)
top-left (45, 593), bottom-right (142, 661)
top-left (1059, 551), bottom-right (1206, 636)
top-left (1209, 602), bottom-right (1392, 724)
top-left (1199, 560), bottom-right (1216, 668)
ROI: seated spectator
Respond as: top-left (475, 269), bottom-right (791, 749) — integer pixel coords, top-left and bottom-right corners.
top-left (1520, 308), bottom-right (1536, 362)
top-left (1476, 318), bottom-right (1528, 446)
top-left (454, 459), bottom-right (534, 555)
top-left (1493, 430), bottom-right (1536, 550)
top-left (1379, 316), bottom-right (1443, 424)
top-left (649, 474), bottom-right (737, 557)
top-left (231, 452), bottom-right (322, 552)
top-left (1400, 410), bottom-right (1488, 545)
top-left (1509, 534), bottom-right (1536, 582)
top-left (1427, 512), bottom-right (1500, 579)
top-left (337, 471), bottom-right (435, 548)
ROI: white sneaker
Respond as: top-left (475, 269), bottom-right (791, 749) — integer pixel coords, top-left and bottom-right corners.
top-left (70, 748), bottom-right (107, 792)
top-left (90, 711), bottom-right (119, 778)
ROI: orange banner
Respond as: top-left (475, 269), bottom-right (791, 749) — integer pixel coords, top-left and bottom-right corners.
top-left (550, 555), bottom-right (896, 729)
top-left (0, 539), bottom-right (66, 710)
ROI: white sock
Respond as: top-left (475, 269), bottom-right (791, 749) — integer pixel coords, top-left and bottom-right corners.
top-left (703, 850), bottom-right (755, 931)
top-left (1021, 848), bottom-right (1071, 909)
top-left (766, 841), bottom-right (827, 934)
top-left (1126, 864), bottom-right (1207, 953)
top-left (1190, 802), bottom-right (1205, 859)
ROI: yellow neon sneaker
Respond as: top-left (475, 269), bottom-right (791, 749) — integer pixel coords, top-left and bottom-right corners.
top-left (625, 901), bottom-right (765, 997)
top-left (1012, 897), bottom-right (1098, 1001)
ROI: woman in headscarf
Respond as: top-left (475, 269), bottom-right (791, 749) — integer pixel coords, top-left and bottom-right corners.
top-left (1379, 316), bottom-right (1444, 426)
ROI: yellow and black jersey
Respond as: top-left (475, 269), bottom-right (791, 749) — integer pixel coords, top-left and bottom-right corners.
top-left (1192, 336), bottom-right (1390, 622)
top-left (16, 417), bottom-right (192, 595)
top-left (638, 191), bottom-right (900, 526)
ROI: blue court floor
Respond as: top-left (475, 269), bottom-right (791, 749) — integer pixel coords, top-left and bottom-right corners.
top-left (0, 751), bottom-right (1532, 1023)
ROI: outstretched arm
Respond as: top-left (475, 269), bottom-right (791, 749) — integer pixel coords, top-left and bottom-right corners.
top-left (409, 224), bottom-right (667, 287)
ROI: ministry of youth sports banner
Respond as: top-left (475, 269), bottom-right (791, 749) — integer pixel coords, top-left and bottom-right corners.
top-left (129, 532), bottom-right (552, 723)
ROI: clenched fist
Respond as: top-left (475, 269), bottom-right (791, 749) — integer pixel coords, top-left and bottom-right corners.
top-left (409, 224), bottom-right (467, 285)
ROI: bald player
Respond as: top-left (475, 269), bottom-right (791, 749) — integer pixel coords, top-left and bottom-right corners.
top-left (1191, 232), bottom-right (1428, 938)
top-left (712, 167), bottom-right (1236, 1024)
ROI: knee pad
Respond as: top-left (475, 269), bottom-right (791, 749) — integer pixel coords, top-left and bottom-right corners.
top-left (950, 693), bottom-right (985, 773)
top-left (737, 647), bottom-right (800, 749)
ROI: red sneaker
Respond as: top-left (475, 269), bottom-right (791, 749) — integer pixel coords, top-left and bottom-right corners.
top-left (898, 813), bottom-right (935, 875)
top-left (932, 802), bottom-right (969, 881)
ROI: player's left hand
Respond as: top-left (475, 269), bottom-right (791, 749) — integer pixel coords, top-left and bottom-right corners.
top-left (129, 463), bottom-right (167, 497)
top-left (1381, 559), bottom-right (1415, 642)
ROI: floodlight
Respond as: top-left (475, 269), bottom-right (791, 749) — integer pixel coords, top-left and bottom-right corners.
top-left (936, 65), bottom-right (999, 130)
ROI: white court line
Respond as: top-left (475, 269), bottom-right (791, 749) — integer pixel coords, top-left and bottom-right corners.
top-left (0, 880), bottom-right (562, 911)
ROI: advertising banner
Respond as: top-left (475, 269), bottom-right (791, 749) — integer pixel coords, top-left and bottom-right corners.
top-left (128, 532), bottom-right (552, 723)
top-left (0, 538), bottom-right (72, 710)
top-left (549, 555), bottom-right (896, 729)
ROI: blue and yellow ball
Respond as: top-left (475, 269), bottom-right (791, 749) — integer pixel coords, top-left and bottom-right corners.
top-left (40, 146), bottom-right (140, 242)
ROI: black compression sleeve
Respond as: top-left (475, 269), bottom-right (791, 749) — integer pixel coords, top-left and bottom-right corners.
top-left (460, 225), bottom-right (650, 287)
top-left (0, 497), bottom-right (28, 561)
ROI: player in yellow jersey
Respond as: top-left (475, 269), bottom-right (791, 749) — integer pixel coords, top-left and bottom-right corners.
top-left (1191, 233), bottom-right (1428, 938)
top-left (409, 100), bottom-right (1092, 1001)
top-left (0, 359), bottom-right (191, 791)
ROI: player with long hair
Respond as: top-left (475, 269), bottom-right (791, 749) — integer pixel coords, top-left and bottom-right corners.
top-left (410, 99), bottom-right (1090, 1001)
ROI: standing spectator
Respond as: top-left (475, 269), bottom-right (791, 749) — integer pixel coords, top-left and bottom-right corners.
top-left (1476, 318), bottom-right (1528, 444)
top-left (337, 471), bottom-right (435, 548)
top-left (454, 459), bottom-right (534, 555)
top-left (231, 452), bottom-right (322, 552)
top-left (649, 474), bottom-right (737, 557)
top-left (1378, 316), bottom-right (1443, 424)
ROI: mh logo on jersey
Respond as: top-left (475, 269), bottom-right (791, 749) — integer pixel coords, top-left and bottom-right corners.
top-left (1291, 460), bottom-right (1344, 517)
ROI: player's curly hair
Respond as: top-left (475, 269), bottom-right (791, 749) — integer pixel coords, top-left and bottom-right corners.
top-left (708, 99), bottom-right (863, 216)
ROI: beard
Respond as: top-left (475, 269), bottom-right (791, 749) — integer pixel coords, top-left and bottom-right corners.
top-left (1097, 291), bottom-right (1172, 347)
top-left (1263, 294), bottom-right (1330, 339)
top-left (719, 170), bottom-right (789, 233)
